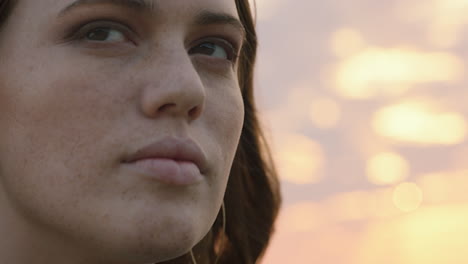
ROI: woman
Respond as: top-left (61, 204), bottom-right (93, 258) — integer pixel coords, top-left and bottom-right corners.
top-left (0, 0), bottom-right (281, 263)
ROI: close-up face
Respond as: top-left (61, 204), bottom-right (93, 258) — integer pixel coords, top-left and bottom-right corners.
top-left (0, 0), bottom-right (245, 263)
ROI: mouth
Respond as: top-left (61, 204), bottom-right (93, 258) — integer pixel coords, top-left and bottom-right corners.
top-left (122, 137), bottom-right (208, 186)
top-left (123, 158), bottom-right (203, 185)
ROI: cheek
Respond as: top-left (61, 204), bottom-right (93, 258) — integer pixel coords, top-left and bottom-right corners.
top-left (204, 80), bottom-right (245, 170)
top-left (0, 61), bottom-right (123, 197)
top-left (0, 59), bottom-right (135, 242)
top-left (3, 75), bottom-right (100, 161)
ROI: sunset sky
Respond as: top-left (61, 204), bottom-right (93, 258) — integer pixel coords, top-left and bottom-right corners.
top-left (254, 0), bottom-right (468, 263)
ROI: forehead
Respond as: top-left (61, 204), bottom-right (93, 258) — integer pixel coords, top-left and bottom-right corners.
top-left (19, 0), bottom-right (239, 17)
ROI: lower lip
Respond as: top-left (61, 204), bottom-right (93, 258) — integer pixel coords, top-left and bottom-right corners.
top-left (123, 158), bottom-right (204, 185)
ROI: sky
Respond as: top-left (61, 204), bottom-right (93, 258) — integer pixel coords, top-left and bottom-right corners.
top-left (254, 0), bottom-right (468, 263)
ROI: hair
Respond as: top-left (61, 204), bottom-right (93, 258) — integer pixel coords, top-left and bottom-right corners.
top-left (0, 0), bottom-right (13, 29)
top-left (0, 0), bottom-right (282, 263)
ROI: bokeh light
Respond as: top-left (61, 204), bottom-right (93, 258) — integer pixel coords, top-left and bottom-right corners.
top-left (366, 151), bottom-right (410, 185)
top-left (372, 99), bottom-right (467, 145)
top-left (356, 204), bottom-right (468, 264)
top-left (397, 0), bottom-right (468, 48)
top-left (392, 182), bottom-right (424, 212)
top-left (308, 96), bottom-right (342, 129)
top-left (278, 202), bottom-right (326, 233)
top-left (326, 188), bottom-right (401, 222)
top-left (274, 133), bottom-right (325, 185)
top-left (334, 48), bottom-right (463, 99)
top-left (417, 170), bottom-right (468, 204)
top-left (255, 0), bottom-right (468, 263)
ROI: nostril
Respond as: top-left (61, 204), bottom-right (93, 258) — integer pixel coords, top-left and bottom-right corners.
top-left (156, 103), bottom-right (201, 119)
top-left (157, 103), bottom-right (177, 113)
top-left (188, 106), bottom-right (201, 119)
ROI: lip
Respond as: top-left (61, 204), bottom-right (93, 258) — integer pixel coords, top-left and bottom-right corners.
top-left (122, 137), bottom-right (208, 175)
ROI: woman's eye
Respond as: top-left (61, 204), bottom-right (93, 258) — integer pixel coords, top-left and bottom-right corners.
top-left (189, 41), bottom-right (237, 62)
top-left (66, 20), bottom-right (134, 45)
top-left (85, 27), bottom-right (126, 43)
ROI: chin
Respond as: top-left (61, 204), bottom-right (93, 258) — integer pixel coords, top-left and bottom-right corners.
top-left (92, 213), bottom-right (208, 264)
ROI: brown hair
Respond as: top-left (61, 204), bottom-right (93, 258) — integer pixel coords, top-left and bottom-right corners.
top-left (0, 0), bottom-right (14, 29)
top-left (0, 0), bottom-right (282, 263)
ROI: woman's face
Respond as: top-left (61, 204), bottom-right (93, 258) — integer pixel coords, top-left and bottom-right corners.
top-left (0, 0), bottom-right (245, 263)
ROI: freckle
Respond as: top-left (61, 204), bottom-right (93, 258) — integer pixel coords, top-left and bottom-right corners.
top-left (27, 65), bottom-right (36, 73)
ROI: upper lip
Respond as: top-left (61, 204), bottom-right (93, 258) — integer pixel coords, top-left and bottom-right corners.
top-left (122, 137), bottom-right (208, 174)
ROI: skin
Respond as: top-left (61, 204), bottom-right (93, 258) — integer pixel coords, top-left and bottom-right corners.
top-left (0, 0), bottom-right (245, 263)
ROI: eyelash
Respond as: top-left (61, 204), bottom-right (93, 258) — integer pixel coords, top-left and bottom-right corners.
top-left (189, 37), bottom-right (239, 62)
top-left (65, 20), bottom-right (136, 44)
top-left (66, 20), bottom-right (241, 63)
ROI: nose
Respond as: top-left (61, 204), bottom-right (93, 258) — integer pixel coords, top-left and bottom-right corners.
top-left (139, 51), bottom-right (205, 121)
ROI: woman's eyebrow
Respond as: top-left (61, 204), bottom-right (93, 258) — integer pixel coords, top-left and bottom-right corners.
top-left (194, 10), bottom-right (246, 39)
top-left (58, 0), bottom-right (154, 17)
top-left (57, 0), bottom-right (245, 38)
